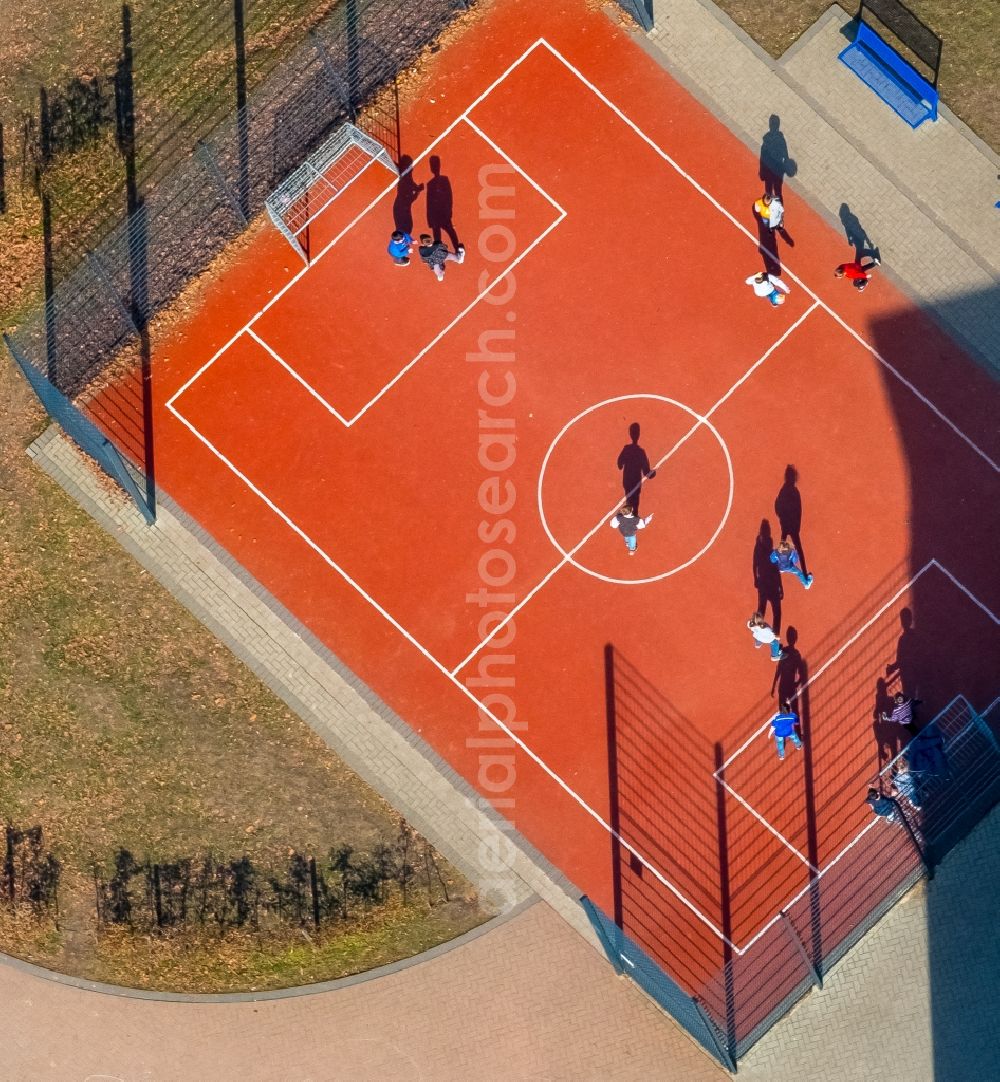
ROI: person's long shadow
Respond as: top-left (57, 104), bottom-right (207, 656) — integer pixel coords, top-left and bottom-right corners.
top-left (756, 116), bottom-right (796, 276)
top-left (753, 518), bottom-right (783, 635)
top-left (885, 606), bottom-right (933, 727)
top-left (757, 217), bottom-right (783, 278)
top-left (871, 676), bottom-right (901, 768)
top-left (617, 421), bottom-right (654, 517)
top-left (774, 464), bottom-right (808, 577)
top-left (426, 154), bottom-right (460, 249)
top-left (885, 607), bottom-right (922, 695)
top-left (756, 217), bottom-right (794, 278)
top-left (838, 201), bottom-right (880, 263)
top-left (392, 153), bottom-right (423, 234)
top-left (771, 626), bottom-right (805, 703)
top-left (759, 114), bottom-right (794, 200)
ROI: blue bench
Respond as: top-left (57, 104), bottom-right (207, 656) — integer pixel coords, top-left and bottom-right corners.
top-left (838, 21), bottom-right (938, 128)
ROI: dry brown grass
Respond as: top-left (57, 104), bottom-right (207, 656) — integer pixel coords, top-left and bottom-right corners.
top-left (0, 351), bottom-right (487, 988)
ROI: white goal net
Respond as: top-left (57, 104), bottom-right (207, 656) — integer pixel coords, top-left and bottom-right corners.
top-left (265, 121), bottom-right (397, 262)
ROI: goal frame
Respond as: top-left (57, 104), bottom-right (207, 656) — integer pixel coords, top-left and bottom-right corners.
top-left (265, 121), bottom-right (397, 263)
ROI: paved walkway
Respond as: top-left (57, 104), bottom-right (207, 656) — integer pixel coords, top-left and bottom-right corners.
top-left (11, 0), bottom-right (1000, 1077)
top-left (645, 0), bottom-right (1000, 375)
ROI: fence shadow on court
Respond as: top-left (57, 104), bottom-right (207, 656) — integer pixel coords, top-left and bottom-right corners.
top-left (596, 573), bottom-right (971, 1068)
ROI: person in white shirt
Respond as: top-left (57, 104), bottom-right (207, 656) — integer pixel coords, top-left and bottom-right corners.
top-left (747, 611), bottom-right (784, 661)
top-left (746, 271), bottom-right (791, 307)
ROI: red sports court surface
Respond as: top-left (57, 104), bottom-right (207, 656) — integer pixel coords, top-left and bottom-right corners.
top-left (119, 0), bottom-right (1000, 989)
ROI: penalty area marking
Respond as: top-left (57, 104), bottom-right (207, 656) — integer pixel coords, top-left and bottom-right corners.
top-left (537, 393), bottom-right (734, 586)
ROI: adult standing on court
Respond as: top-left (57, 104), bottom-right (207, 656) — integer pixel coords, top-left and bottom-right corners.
top-left (616, 422), bottom-right (656, 516)
top-left (774, 464), bottom-right (808, 577)
top-left (881, 691), bottom-right (921, 736)
top-left (753, 192), bottom-right (785, 232)
top-left (418, 233), bottom-right (465, 281)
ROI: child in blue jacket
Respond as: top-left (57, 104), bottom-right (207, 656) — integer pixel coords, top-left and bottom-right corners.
top-left (387, 231), bottom-right (414, 266)
top-left (769, 701), bottom-right (802, 760)
top-left (769, 540), bottom-right (813, 589)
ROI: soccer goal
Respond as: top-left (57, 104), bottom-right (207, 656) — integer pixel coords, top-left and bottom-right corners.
top-left (265, 121), bottom-right (397, 263)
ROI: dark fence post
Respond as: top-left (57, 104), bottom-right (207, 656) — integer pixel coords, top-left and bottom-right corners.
top-left (713, 743), bottom-right (737, 1063)
top-left (346, 0), bottom-right (361, 120)
top-left (93, 865), bottom-right (104, 926)
top-left (693, 996), bottom-right (738, 1073)
top-left (603, 645), bottom-right (625, 929)
top-left (5, 826), bottom-right (16, 905)
top-left (579, 895), bottom-right (624, 974)
top-left (616, 0), bottom-right (654, 32)
top-left (4, 331), bottom-right (156, 524)
top-left (233, 0), bottom-right (250, 220)
top-left (38, 86), bottom-right (58, 386)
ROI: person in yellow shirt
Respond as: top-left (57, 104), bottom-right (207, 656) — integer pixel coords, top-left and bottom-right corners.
top-left (753, 192), bottom-right (784, 231)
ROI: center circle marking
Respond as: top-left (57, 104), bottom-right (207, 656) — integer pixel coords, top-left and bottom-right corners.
top-left (537, 393), bottom-right (734, 585)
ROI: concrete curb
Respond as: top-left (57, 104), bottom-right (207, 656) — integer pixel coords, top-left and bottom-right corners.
top-left (0, 896), bottom-right (539, 1003)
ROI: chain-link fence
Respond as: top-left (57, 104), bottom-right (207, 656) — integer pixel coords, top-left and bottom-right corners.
top-left (5, 0), bottom-right (472, 520)
top-left (589, 646), bottom-right (1000, 1070)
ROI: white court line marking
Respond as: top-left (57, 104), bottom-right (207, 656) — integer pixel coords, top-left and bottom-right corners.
top-left (346, 119), bottom-right (565, 426)
top-left (536, 394), bottom-right (734, 587)
top-left (932, 560), bottom-right (1000, 627)
top-left (716, 560), bottom-right (937, 776)
top-left (178, 119), bottom-right (565, 428)
top-left (531, 39), bottom-right (999, 476)
top-left (739, 681), bottom-right (1000, 952)
top-left (167, 38), bottom-right (552, 415)
top-left (732, 818), bottom-right (881, 956)
top-left (247, 329), bottom-right (351, 426)
top-left (724, 781), bottom-right (814, 870)
top-left (164, 46), bottom-right (741, 947)
top-left (451, 304), bottom-right (818, 674)
top-left (165, 405), bottom-right (738, 950)
top-left (716, 560), bottom-right (1000, 947)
